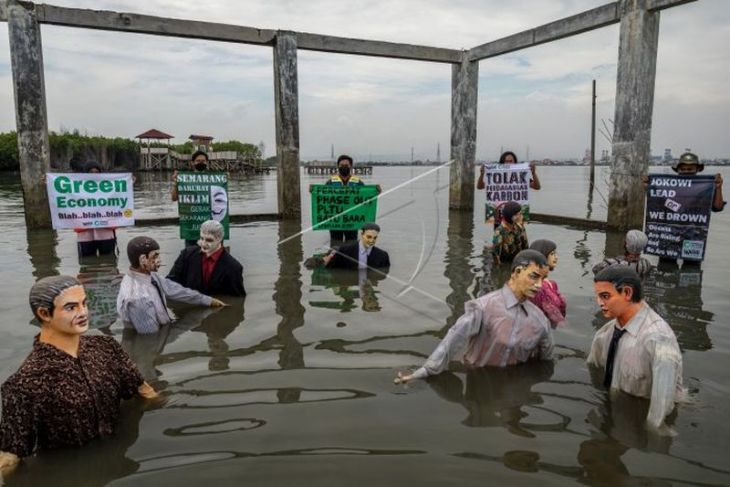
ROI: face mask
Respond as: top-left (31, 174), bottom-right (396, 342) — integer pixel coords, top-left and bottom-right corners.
top-left (338, 166), bottom-right (351, 177)
top-left (194, 162), bottom-right (208, 171)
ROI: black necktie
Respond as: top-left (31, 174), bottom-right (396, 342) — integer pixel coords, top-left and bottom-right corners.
top-left (603, 327), bottom-right (627, 388)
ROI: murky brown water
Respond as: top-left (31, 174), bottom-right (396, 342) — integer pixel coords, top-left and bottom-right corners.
top-left (1, 166), bottom-right (729, 486)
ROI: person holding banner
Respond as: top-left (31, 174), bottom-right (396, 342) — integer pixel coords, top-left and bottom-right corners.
top-left (75, 161), bottom-right (118, 257)
top-left (171, 150), bottom-right (210, 203)
top-left (324, 155), bottom-right (365, 243)
top-left (491, 201), bottom-right (529, 265)
top-left (394, 250), bottom-right (552, 385)
top-left (167, 220), bottom-right (246, 296)
top-left (477, 151), bottom-right (541, 191)
top-left (0, 276), bottom-right (158, 474)
top-left (671, 152), bottom-right (725, 212)
top-left (117, 236), bottom-right (226, 335)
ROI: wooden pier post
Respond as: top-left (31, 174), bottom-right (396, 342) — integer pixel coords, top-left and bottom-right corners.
top-left (274, 31), bottom-right (301, 219)
top-left (449, 53), bottom-right (478, 210)
top-left (7, 0), bottom-right (52, 229)
top-left (607, 0), bottom-right (660, 230)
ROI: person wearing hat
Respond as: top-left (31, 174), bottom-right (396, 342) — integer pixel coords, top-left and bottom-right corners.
top-left (491, 201), bottom-right (528, 265)
top-left (529, 239), bottom-right (567, 328)
top-left (592, 230), bottom-right (653, 278)
top-left (394, 249), bottom-right (552, 384)
top-left (672, 152), bottom-right (725, 212)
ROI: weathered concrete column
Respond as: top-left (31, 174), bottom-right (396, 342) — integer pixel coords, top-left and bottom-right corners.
top-left (7, 0), bottom-right (52, 228)
top-left (273, 31), bottom-right (301, 219)
top-left (449, 53), bottom-right (478, 210)
top-left (607, 0), bottom-right (660, 230)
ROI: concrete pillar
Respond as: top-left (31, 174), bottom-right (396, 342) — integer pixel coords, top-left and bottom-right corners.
top-left (7, 0), bottom-right (52, 229)
top-left (273, 31), bottom-right (301, 219)
top-left (607, 0), bottom-right (660, 230)
top-left (449, 53), bottom-right (478, 210)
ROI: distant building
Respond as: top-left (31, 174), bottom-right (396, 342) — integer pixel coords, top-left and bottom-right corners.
top-left (189, 134), bottom-right (214, 152)
top-left (663, 148), bottom-right (672, 163)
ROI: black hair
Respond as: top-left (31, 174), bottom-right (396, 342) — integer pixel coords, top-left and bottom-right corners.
top-left (337, 154), bottom-right (354, 166)
top-left (529, 239), bottom-right (557, 258)
top-left (191, 150), bottom-right (209, 162)
top-left (594, 265), bottom-right (643, 302)
top-left (84, 161), bottom-right (102, 173)
top-left (510, 249), bottom-right (547, 272)
top-left (361, 222), bottom-right (380, 233)
top-left (499, 151), bottom-right (519, 164)
top-left (127, 236), bottom-right (160, 268)
top-left (69, 155), bottom-right (85, 173)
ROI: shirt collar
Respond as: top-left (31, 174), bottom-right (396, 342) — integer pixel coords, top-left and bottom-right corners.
top-left (203, 246), bottom-right (225, 262)
top-left (500, 285), bottom-right (521, 309)
top-left (359, 241), bottom-right (372, 256)
top-left (128, 268), bottom-right (152, 282)
top-left (619, 302), bottom-right (649, 337)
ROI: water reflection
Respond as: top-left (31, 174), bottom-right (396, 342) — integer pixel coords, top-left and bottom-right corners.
top-left (273, 220), bottom-right (305, 402)
top-left (26, 228), bottom-right (59, 280)
top-left (78, 254), bottom-right (122, 333)
top-left (308, 268), bottom-right (387, 312)
top-left (427, 361), bottom-right (557, 437)
top-left (444, 210), bottom-right (475, 328)
top-left (5, 400), bottom-right (143, 487)
top-left (644, 260), bottom-right (713, 351)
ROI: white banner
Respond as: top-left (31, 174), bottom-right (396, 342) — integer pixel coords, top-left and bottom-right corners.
top-left (47, 173), bottom-right (135, 230)
top-left (483, 162), bottom-right (531, 223)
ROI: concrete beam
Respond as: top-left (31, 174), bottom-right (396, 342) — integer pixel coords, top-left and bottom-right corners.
top-left (1, 3), bottom-right (461, 63)
top-left (274, 32), bottom-right (301, 220)
top-left (296, 32), bottom-right (461, 63)
top-left (7, 0), bottom-right (52, 229)
top-left (607, 0), bottom-right (660, 230)
top-left (449, 54), bottom-right (478, 210)
top-left (468, 3), bottom-right (620, 61)
top-left (647, 0), bottom-right (698, 12)
top-left (35, 3), bottom-right (277, 44)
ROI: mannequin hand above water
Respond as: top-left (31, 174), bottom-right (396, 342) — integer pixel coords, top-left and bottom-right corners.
top-left (394, 370), bottom-right (415, 384)
top-left (0, 451), bottom-right (20, 477)
top-left (210, 298), bottom-right (227, 307)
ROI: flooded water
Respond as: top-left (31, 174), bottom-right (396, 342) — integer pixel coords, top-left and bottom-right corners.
top-left (1, 165), bottom-right (729, 486)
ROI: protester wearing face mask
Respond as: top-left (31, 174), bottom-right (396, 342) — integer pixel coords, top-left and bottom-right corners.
top-left (116, 236), bottom-right (226, 334)
top-left (167, 220), bottom-right (245, 296)
top-left (324, 154), bottom-right (365, 243)
top-left (171, 150), bottom-right (210, 202)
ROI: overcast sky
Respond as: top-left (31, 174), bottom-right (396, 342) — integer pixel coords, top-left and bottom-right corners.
top-left (1, 0), bottom-right (728, 161)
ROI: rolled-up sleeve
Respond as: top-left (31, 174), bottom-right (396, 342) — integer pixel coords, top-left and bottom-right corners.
top-left (412, 302), bottom-right (483, 380)
top-left (0, 382), bottom-right (37, 458)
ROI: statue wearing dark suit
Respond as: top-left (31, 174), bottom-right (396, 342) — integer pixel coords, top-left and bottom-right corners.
top-left (326, 242), bottom-right (391, 270)
top-left (167, 246), bottom-right (246, 296)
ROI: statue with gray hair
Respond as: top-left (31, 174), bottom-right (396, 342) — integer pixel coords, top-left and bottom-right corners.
top-left (167, 220), bottom-right (246, 296)
top-left (1, 276), bottom-right (157, 472)
top-left (592, 229), bottom-right (653, 277)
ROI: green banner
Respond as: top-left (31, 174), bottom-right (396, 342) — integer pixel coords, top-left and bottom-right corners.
top-left (176, 171), bottom-right (230, 240)
top-left (311, 185), bottom-right (378, 231)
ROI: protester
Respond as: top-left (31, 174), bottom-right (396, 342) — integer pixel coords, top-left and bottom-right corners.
top-left (588, 266), bottom-right (684, 431)
top-left (70, 161), bottom-right (117, 257)
top-left (592, 230), bottom-right (652, 277)
top-left (167, 220), bottom-right (246, 296)
top-left (323, 155), bottom-right (365, 243)
top-left (671, 152), bottom-right (725, 212)
top-left (395, 249), bottom-right (552, 384)
top-left (117, 236), bottom-right (226, 334)
top-left (323, 222), bottom-right (390, 270)
top-left (477, 151), bottom-right (541, 191)
top-left (0, 276), bottom-right (158, 473)
top-left (171, 150), bottom-right (212, 247)
top-left (491, 201), bottom-right (528, 264)
top-left (529, 239), bottom-right (567, 328)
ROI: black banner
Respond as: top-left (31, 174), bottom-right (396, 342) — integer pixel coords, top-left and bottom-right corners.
top-left (644, 174), bottom-right (715, 261)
